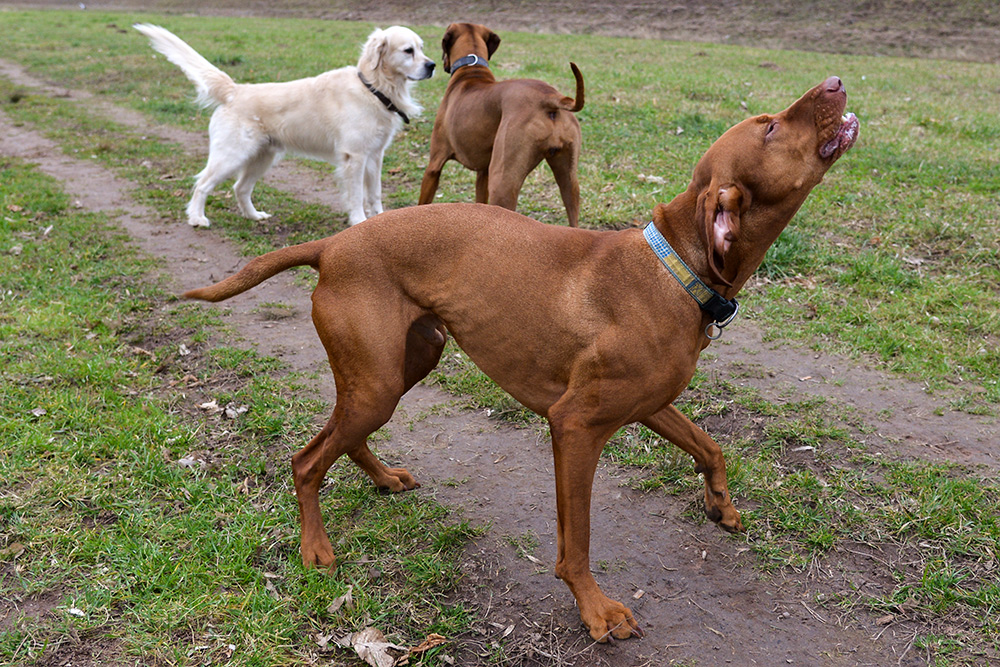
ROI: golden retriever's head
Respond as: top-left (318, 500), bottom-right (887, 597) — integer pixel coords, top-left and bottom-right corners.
top-left (360, 26), bottom-right (435, 83)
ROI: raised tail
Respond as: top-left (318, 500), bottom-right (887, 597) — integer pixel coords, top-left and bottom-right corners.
top-left (184, 238), bottom-right (333, 302)
top-left (559, 62), bottom-right (585, 113)
top-left (134, 23), bottom-right (237, 108)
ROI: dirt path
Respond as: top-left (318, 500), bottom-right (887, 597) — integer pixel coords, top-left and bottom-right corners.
top-left (1, 47), bottom-right (994, 666)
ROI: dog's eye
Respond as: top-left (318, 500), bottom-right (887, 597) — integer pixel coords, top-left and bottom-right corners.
top-left (404, 47), bottom-right (415, 55)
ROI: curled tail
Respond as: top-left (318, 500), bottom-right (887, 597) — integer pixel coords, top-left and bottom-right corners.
top-left (184, 238), bottom-right (333, 302)
top-left (558, 62), bottom-right (585, 113)
top-left (134, 23), bottom-right (237, 108)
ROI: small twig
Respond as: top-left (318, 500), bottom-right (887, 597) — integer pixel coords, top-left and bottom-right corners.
top-left (801, 600), bottom-right (828, 624)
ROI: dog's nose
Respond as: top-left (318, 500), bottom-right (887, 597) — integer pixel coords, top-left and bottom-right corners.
top-left (426, 60), bottom-right (436, 72)
top-left (823, 76), bottom-right (843, 93)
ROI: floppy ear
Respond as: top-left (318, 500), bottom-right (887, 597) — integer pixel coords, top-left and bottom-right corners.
top-left (485, 29), bottom-right (501, 59)
top-left (441, 25), bottom-right (457, 72)
top-left (696, 184), bottom-right (743, 287)
top-left (362, 28), bottom-right (388, 72)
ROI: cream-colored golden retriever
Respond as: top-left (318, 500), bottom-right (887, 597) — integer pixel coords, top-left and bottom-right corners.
top-left (134, 24), bottom-right (435, 227)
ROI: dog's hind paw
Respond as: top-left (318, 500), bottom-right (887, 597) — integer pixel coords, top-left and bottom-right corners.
top-left (187, 216), bottom-right (211, 228)
top-left (375, 466), bottom-right (420, 493)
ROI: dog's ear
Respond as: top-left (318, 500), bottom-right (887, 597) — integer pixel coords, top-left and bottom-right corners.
top-left (362, 28), bottom-right (389, 72)
top-left (696, 184), bottom-right (743, 287)
top-left (441, 24), bottom-right (458, 72)
top-left (485, 29), bottom-right (501, 59)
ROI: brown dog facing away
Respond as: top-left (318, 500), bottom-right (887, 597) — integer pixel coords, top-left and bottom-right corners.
top-left (185, 77), bottom-right (858, 642)
top-left (418, 22), bottom-right (584, 226)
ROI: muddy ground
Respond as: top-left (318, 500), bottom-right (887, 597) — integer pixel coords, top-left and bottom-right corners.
top-left (1, 2), bottom-right (998, 666)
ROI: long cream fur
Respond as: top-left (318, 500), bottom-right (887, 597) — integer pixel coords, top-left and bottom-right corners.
top-left (134, 23), bottom-right (435, 227)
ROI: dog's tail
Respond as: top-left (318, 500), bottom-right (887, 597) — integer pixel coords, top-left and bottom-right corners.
top-left (184, 238), bottom-right (333, 302)
top-left (134, 23), bottom-right (237, 108)
top-left (558, 62), bottom-right (585, 113)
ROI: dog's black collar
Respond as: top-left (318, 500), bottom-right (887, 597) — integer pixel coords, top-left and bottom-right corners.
top-left (357, 72), bottom-right (409, 124)
top-left (643, 222), bottom-right (740, 340)
top-left (447, 54), bottom-right (489, 75)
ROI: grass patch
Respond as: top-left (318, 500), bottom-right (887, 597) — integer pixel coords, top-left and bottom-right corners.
top-left (0, 160), bottom-right (477, 665)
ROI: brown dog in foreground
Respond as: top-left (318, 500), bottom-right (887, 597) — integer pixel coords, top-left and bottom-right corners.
top-left (418, 22), bottom-right (584, 226)
top-left (185, 77), bottom-right (858, 642)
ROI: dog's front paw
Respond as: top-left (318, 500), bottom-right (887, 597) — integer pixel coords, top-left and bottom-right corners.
top-left (187, 215), bottom-right (211, 228)
top-left (579, 593), bottom-right (643, 643)
top-left (300, 537), bottom-right (337, 570)
top-left (248, 210), bottom-right (271, 221)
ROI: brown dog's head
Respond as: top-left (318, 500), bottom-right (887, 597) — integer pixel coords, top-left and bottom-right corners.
top-left (441, 22), bottom-right (501, 73)
top-left (683, 76), bottom-right (859, 287)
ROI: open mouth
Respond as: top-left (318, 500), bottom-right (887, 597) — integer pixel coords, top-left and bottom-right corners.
top-left (820, 112), bottom-right (860, 159)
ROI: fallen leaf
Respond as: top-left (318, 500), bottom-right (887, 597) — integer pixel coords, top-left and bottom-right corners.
top-left (176, 452), bottom-right (207, 469)
top-left (875, 614), bottom-right (895, 626)
top-left (9, 244), bottom-right (23, 256)
top-left (408, 633), bottom-right (447, 655)
top-left (338, 627), bottom-right (408, 667)
top-left (30, 407), bottom-right (46, 418)
top-left (198, 399), bottom-right (221, 413)
top-left (178, 343), bottom-right (191, 356)
top-left (0, 542), bottom-right (25, 558)
top-left (225, 404), bottom-right (249, 419)
top-left (327, 585), bottom-right (354, 615)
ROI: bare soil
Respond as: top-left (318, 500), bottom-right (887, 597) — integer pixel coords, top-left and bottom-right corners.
top-left (2, 3), bottom-right (998, 666)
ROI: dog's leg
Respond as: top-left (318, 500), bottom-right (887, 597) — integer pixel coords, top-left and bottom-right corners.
top-left (488, 124), bottom-right (543, 211)
top-left (292, 400), bottom-right (410, 568)
top-left (545, 147), bottom-right (581, 227)
top-left (293, 307), bottom-right (445, 568)
top-left (548, 406), bottom-right (643, 642)
top-left (187, 160), bottom-right (236, 228)
top-left (417, 134), bottom-right (451, 205)
top-left (362, 150), bottom-right (384, 219)
top-left (474, 170), bottom-right (489, 204)
top-left (641, 405), bottom-right (743, 532)
top-left (233, 147), bottom-right (278, 221)
top-left (339, 152), bottom-right (369, 225)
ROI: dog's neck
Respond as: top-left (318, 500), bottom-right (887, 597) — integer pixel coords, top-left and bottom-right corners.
top-left (356, 64), bottom-right (421, 120)
top-left (447, 53), bottom-right (489, 75)
top-left (653, 192), bottom-right (744, 299)
top-left (653, 190), bottom-right (796, 300)
top-left (357, 72), bottom-right (410, 124)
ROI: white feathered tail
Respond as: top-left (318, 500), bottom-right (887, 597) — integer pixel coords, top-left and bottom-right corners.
top-left (134, 23), bottom-right (236, 108)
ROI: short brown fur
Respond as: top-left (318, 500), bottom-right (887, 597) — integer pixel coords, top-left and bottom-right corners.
top-left (418, 22), bottom-right (584, 226)
top-left (186, 77), bottom-right (858, 643)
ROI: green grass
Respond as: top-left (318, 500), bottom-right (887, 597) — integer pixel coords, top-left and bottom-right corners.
top-left (0, 161), bottom-right (477, 664)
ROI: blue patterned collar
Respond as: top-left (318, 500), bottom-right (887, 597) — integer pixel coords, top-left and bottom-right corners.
top-left (643, 222), bottom-right (739, 339)
top-left (448, 54), bottom-right (489, 75)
